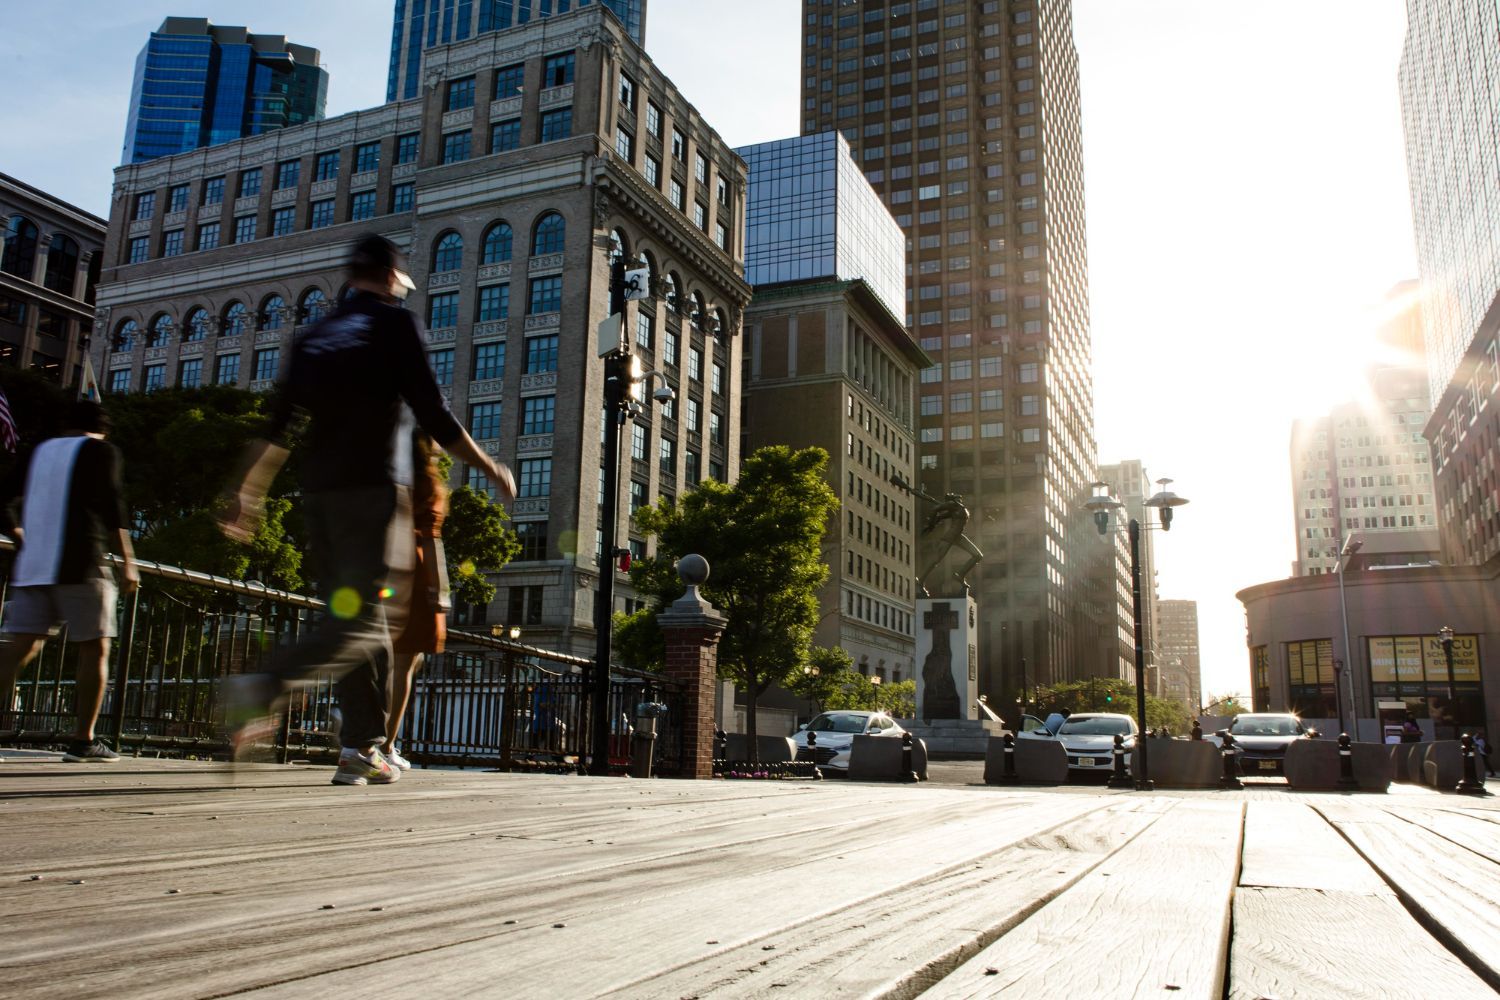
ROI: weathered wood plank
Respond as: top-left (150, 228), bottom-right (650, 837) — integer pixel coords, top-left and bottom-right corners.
top-left (1238, 801), bottom-right (1388, 893)
top-left (1230, 887), bottom-right (1495, 1000)
top-left (918, 800), bottom-right (1244, 999)
top-left (1394, 806), bottom-right (1500, 865)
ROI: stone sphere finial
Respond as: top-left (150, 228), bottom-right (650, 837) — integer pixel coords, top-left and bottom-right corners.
top-left (677, 554), bottom-right (710, 586)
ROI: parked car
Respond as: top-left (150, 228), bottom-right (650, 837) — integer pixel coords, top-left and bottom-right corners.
top-left (1207, 713), bottom-right (1312, 775)
top-left (1017, 712), bottom-right (1137, 771)
top-left (792, 711), bottom-right (906, 772)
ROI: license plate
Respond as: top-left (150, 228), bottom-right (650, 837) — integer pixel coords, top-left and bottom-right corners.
top-left (1077, 757), bottom-right (1095, 767)
top-left (1258, 760), bottom-right (1277, 771)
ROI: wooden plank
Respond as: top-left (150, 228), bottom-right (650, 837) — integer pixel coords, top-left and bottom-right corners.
top-left (1394, 806), bottom-right (1500, 865)
top-left (1238, 801), bottom-right (1388, 893)
top-left (918, 800), bottom-right (1244, 999)
top-left (1230, 887), bottom-right (1495, 1000)
top-left (1317, 802), bottom-right (1500, 991)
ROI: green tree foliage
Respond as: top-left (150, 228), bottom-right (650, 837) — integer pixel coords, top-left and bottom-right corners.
top-left (784, 647), bottom-right (917, 718)
top-left (1204, 695), bottom-right (1249, 719)
top-left (443, 483), bottom-right (521, 607)
top-left (1033, 677), bottom-right (1192, 734)
top-left (615, 446), bottom-right (841, 754)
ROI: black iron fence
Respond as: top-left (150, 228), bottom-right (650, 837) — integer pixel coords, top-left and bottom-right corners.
top-left (0, 540), bottom-right (682, 773)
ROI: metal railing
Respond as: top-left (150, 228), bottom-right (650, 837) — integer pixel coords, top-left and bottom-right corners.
top-left (0, 539), bottom-right (682, 773)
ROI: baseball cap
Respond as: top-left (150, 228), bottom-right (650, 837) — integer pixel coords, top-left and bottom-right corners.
top-left (349, 234), bottom-right (416, 291)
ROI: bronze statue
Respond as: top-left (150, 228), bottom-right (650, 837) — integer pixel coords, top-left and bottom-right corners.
top-left (891, 475), bottom-right (984, 597)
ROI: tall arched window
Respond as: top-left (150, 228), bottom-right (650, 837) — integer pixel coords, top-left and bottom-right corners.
top-left (260, 295), bottom-right (286, 331)
top-left (531, 212), bottom-right (566, 255)
top-left (482, 222), bottom-right (513, 264)
top-left (222, 301), bottom-right (249, 336)
top-left (713, 307), bottom-right (729, 340)
top-left (112, 319), bottom-right (138, 352)
top-left (609, 227), bottom-right (631, 263)
top-left (664, 271), bottom-right (682, 312)
top-left (147, 313), bottom-right (173, 348)
top-left (690, 291), bottom-right (706, 328)
top-left (432, 231), bottom-right (464, 272)
top-left (43, 235), bottom-right (79, 294)
top-left (299, 288), bottom-right (329, 325)
top-left (183, 307), bottom-right (210, 342)
top-left (1, 216), bottom-right (39, 279)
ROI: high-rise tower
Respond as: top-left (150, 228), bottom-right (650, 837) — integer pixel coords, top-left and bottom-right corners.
top-left (801, 0), bottom-right (1100, 703)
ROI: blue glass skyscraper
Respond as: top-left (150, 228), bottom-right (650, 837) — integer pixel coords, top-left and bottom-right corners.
top-left (386, 0), bottom-right (646, 102)
top-left (122, 18), bottom-right (328, 165)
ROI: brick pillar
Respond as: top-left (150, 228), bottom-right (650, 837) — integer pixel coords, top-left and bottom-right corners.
top-left (658, 554), bottom-right (725, 780)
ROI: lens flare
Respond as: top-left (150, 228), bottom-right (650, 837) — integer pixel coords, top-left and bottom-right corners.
top-left (459, 559), bottom-right (476, 577)
top-left (329, 587), bottom-right (362, 619)
top-left (378, 586), bottom-right (395, 600)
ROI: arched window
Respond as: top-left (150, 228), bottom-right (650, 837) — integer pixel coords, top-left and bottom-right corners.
top-left (222, 301), bottom-right (249, 336)
top-left (112, 319), bottom-right (138, 353)
top-left (664, 271), bottom-right (681, 312)
top-left (609, 227), bottom-right (631, 263)
top-left (432, 231), bottom-right (463, 272)
top-left (260, 295), bottom-right (286, 331)
top-left (147, 313), bottom-right (173, 348)
top-left (1, 216), bottom-right (39, 279)
top-left (690, 291), bottom-right (706, 328)
top-left (635, 249), bottom-right (657, 300)
top-left (43, 235), bottom-right (79, 294)
top-left (183, 307), bottom-right (210, 342)
top-left (531, 212), bottom-right (566, 255)
top-left (299, 288), bottom-right (329, 325)
top-left (713, 307), bottom-right (729, 340)
top-left (482, 222), bottom-right (513, 264)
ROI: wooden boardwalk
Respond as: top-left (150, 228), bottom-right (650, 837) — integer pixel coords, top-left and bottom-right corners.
top-left (1, 755), bottom-right (1497, 999)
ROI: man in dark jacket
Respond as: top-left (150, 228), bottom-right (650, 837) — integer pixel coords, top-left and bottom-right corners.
top-left (0, 400), bottom-right (139, 761)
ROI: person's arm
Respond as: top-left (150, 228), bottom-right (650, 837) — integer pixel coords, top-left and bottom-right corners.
top-left (114, 528), bottom-right (139, 594)
top-left (0, 447), bottom-right (32, 541)
top-left (218, 439), bottom-right (290, 543)
top-left (98, 444), bottom-right (139, 592)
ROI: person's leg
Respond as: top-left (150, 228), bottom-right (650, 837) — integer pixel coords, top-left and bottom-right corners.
top-left (0, 633), bottom-right (49, 730)
top-left (386, 651), bottom-right (423, 749)
top-left (71, 637), bottom-right (110, 742)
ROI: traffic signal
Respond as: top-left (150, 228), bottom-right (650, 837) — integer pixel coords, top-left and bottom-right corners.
top-left (1105, 692), bottom-right (1113, 703)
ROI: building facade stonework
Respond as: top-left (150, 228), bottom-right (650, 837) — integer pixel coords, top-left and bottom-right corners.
top-left (93, 8), bottom-right (750, 659)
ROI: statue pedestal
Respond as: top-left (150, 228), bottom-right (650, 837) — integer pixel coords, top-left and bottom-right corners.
top-left (914, 594), bottom-right (978, 721)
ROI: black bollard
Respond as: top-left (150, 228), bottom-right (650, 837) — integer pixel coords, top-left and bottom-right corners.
top-left (1337, 732), bottom-right (1358, 791)
top-left (1108, 732), bottom-right (1132, 789)
top-left (1457, 733), bottom-right (1488, 796)
top-left (901, 732), bottom-right (919, 783)
top-left (1191, 720), bottom-right (1203, 742)
top-left (1001, 732), bottom-right (1019, 784)
top-left (1219, 731), bottom-right (1244, 790)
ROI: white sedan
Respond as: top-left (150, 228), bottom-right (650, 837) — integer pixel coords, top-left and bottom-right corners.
top-left (1018, 712), bottom-right (1137, 771)
top-left (792, 711), bottom-right (906, 772)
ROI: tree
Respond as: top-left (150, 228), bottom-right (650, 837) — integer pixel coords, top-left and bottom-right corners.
top-left (1032, 678), bottom-right (1192, 734)
top-left (784, 648), bottom-right (918, 719)
top-left (1205, 695), bottom-right (1249, 719)
top-left (441, 479), bottom-right (521, 608)
top-left (615, 445), bottom-right (841, 756)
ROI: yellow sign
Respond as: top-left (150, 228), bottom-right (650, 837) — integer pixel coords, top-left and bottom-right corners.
top-left (1368, 635), bottom-right (1480, 683)
top-left (1423, 635), bottom-right (1480, 682)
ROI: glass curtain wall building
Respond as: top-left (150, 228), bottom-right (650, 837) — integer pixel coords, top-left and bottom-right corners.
top-left (122, 18), bottom-right (328, 165)
top-left (739, 132), bottom-right (906, 321)
top-left (800, 0), bottom-right (1106, 705)
top-left (387, 0), bottom-right (646, 102)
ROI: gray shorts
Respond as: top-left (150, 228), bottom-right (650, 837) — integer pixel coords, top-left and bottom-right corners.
top-left (1, 580), bottom-right (119, 642)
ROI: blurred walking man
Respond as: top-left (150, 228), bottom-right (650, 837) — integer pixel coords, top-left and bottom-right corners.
top-left (220, 235), bottom-right (514, 785)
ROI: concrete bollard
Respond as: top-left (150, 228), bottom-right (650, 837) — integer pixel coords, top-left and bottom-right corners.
top-left (1108, 733), bottom-right (1132, 789)
top-left (901, 732), bottom-right (919, 783)
top-left (1337, 732), bottom-right (1358, 791)
top-left (1457, 733), bottom-right (1489, 796)
top-left (1219, 730), bottom-right (1244, 790)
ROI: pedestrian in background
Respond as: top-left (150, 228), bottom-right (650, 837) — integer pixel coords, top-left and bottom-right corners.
top-left (1475, 729), bottom-right (1494, 777)
top-left (1400, 711), bottom-right (1423, 743)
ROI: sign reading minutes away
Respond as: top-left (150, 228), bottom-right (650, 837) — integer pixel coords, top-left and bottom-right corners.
top-left (1367, 634), bottom-right (1480, 683)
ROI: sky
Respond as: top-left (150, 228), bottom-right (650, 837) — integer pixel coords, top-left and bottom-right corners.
top-left (0, 1), bottom-right (1419, 700)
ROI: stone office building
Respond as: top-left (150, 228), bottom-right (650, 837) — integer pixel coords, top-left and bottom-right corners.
top-left (92, 6), bottom-right (750, 657)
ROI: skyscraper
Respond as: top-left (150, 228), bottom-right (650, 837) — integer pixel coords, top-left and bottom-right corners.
top-left (122, 18), bottom-right (327, 165)
top-left (387, 0), bottom-right (647, 102)
top-left (801, 0), bottom-right (1102, 703)
top-left (1156, 599), bottom-right (1201, 713)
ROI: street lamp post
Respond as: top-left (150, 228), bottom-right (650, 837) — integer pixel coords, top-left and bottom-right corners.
top-left (1334, 535), bottom-right (1362, 737)
top-left (1085, 478), bottom-right (1188, 791)
top-left (1439, 624), bottom-right (1458, 740)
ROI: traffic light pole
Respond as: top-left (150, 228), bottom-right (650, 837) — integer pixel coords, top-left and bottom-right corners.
top-left (588, 254), bottom-right (629, 777)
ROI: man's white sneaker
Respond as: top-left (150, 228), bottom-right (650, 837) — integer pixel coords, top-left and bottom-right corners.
top-left (385, 745), bottom-right (412, 770)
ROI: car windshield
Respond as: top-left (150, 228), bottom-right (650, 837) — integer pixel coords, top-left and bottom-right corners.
top-left (808, 713), bottom-right (869, 734)
top-left (1057, 716), bottom-right (1132, 736)
top-left (1231, 716), bottom-right (1301, 736)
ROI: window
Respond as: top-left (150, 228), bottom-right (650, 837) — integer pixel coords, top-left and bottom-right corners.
top-left (1020, 394), bottom-right (1040, 416)
top-left (428, 292), bottom-right (459, 329)
top-left (635, 311), bottom-right (653, 349)
top-left (196, 223), bottom-right (220, 251)
top-left (714, 223), bottom-right (727, 250)
top-left (391, 183), bottom-right (415, 213)
top-left (178, 358), bottom-right (202, 388)
top-left (350, 191), bottom-right (376, 222)
top-left (693, 202), bottom-right (707, 230)
top-left (671, 128), bottom-right (686, 162)
top-left (477, 284), bottom-right (509, 322)
top-left (1019, 362), bottom-right (1039, 383)
top-left (531, 212), bottom-right (566, 255)
top-left (540, 108), bottom-right (572, 142)
top-left (183, 308), bottom-right (209, 342)
top-left (685, 449), bottom-right (701, 482)
top-left (108, 369), bottom-right (131, 393)
top-left (630, 479), bottom-right (648, 512)
top-left (222, 302), bottom-right (249, 336)
top-left (482, 222), bottom-right (514, 263)
top-left (980, 389), bottom-right (1003, 410)
top-left (276, 159), bottom-right (300, 190)
top-left (663, 327), bottom-right (679, 366)
top-left (686, 397), bottom-right (701, 433)
top-left (446, 76), bottom-right (476, 111)
top-left (309, 199), bottom-right (335, 229)
top-left (202, 176), bottom-right (224, 206)
top-left (470, 401), bottom-right (503, 439)
top-left (494, 63), bottom-right (525, 99)
top-left (214, 353), bottom-right (239, 385)
top-left (669, 179), bottom-right (684, 210)
top-left (491, 119), bottom-right (522, 153)
top-left (709, 411), bottom-right (723, 445)
top-left (526, 334), bottom-right (559, 373)
top-left (143, 363), bottom-right (166, 393)
top-left (519, 458), bottom-right (551, 498)
top-left (644, 154), bottom-right (661, 187)
top-left (162, 230), bottom-right (184, 257)
top-left (522, 395), bottom-right (555, 434)
top-left (271, 207), bottom-right (295, 236)
top-left (695, 153), bottom-right (707, 183)
top-left (42, 232), bottom-right (77, 292)
top-left (253, 348), bottom-right (279, 382)
top-left (619, 72), bottom-right (637, 112)
top-left (424, 348), bottom-right (454, 386)
top-left (543, 51), bottom-right (576, 87)
top-left (233, 215), bottom-right (257, 243)
top-left (355, 141), bottom-right (380, 173)
top-left (528, 276), bottom-right (562, 314)
top-left (168, 184), bottom-right (189, 213)
top-left (300, 288), bottom-right (329, 325)
top-left (260, 295), bottom-right (286, 330)
top-left (514, 521), bottom-right (547, 561)
top-left (134, 191), bottom-right (156, 221)
top-left (433, 232), bottom-right (464, 272)
top-left (473, 341), bottom-right (505, 380)
top-left (396, 132), bottom-right (420, 164)
top-left (646, 100), bottom-right (662, 138)
top-left (128, 237), bottom-right (150, 264)
top-left (314, 151), bottom-right (340, 182)
top-left (615, 127), bottom-right (634, 162)
top-left (442, 130), bottom-right (472, 164)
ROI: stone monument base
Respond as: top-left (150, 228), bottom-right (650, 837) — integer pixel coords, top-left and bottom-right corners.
top-left (898, 717), bottom-right (1007, 758)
